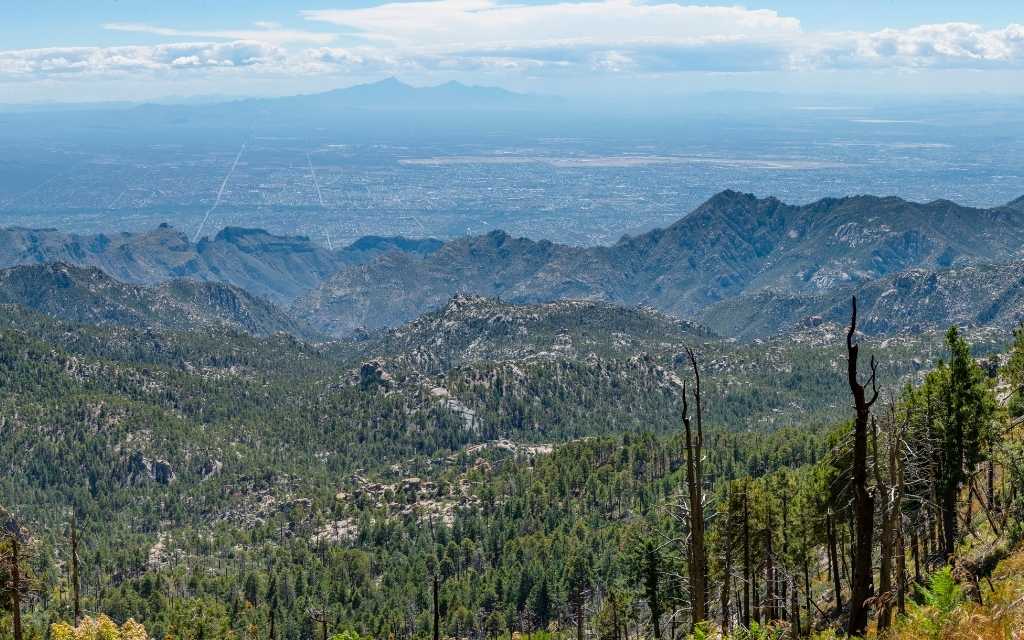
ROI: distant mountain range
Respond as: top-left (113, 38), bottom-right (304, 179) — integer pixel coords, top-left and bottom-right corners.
top-left (298, 191), bottom-right (1024, 336)
top-left (3, 190), bottom-right (1023, 340)
top-left (0, 262), bottom-right (311, 337)
top-left (242, 77), bottom-right (558, 112)
top-left (0, 78), bottom-right (560, 138)
top-left (0, 224), bottom-right (440, 306)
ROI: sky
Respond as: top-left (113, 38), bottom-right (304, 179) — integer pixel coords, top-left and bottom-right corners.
top-left (2, 0), bottom-right (1023, 103)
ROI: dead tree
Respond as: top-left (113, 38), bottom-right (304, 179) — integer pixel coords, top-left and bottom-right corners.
top-left (764, 505), bottom-right (775, 622)
top-left (433, 574), bottom-right (440, 640)
top-left (720, 484), bottom-right (734, 634)
top-left (682, 347), bottom-right (707, 628)
top-left (6, 536), bottom-right (24, 640)
top-left (872, 415), bottom-right (894, 634)
top-left (308, 605), bottom-right (329, 640)
top-left (826, 510), bottom-right (843, 613)
top-left (846, 296), bottom-right (879, 638)
top-left (70, 513), bottom-right (81, 625)
top-left (742, 485), bottom-right (752, 629)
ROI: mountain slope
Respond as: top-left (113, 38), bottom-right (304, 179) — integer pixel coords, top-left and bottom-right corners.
top-left (0, 224), bottom-right (441, 306)
top-left (298, 191), bottom-right (1024, 336)
top-left (0, 262), bottom-right (312, 337)
top-left (258, 77), bottom-right (556, 111)
top-left (697, 259), bottom-right (1024, 339)
top-left (358, 295), bottom-right (712, 374)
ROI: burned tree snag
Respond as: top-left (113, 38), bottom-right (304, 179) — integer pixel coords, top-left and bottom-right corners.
top-left (71, 513), bottom-right (81, 625)
top-left (682, 347), bottom-right (707, 628)
top-left (846, 296), bottom-right (879, 638)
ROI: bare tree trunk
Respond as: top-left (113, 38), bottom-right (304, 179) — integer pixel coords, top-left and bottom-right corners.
top-left (846, 297), bottom-right (878, 638)
top-left (576, 600), bottom-right (584, 640)
top-left (896, 529), bottom-right (907, 617)
top-left (71, 514), bottom-right (81, 625)
top-left (781, 495), bottom-right (790, 624)
top-left (923, 506), bottom-right (934, 566)
top-left (911, 520), bottom-right (922, 583)
top-left (826, 511), bottom-right (843, 613)
top-left (11, 536), bottom-right (23, 640)
top-left (873, 418), bottom-right (893, 634)
top-left (987, 457), bottom-right (996, 514)
top-left (941, 485), bottom-right (958, 561)
top-left (803, 552), bottom-right (812, 638)
top-left (743, 488), bottom-right (751, 629)
top-left (790, 576), bottom-right (801, 639)
top-left (752, 570), bottom-right (761, 625)
top-left (765, 515), bottom-right (775, 623)
top-left (721, 488), bottom-right (733, 634)
top-left (433, 574), bottom-right (441, 640)
top-left (682, 349), bottom-right (707, 629)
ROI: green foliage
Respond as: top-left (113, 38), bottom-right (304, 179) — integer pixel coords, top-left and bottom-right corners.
top-left (2, 301), bottom-right (1019, 640)
top-left (725, 621), bottom-right (784, 640)
top-left (919, 567), bottom-right (962, 616)
top-left (1007, 324), bottom-right (1024, 417)
top-left (895, 566), bottom-right (964, 640)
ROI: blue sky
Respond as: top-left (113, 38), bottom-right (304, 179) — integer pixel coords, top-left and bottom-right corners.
top-left (3, 1), bottom-right (1023, 102)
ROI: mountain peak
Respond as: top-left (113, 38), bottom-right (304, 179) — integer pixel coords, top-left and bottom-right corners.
top-left (1005, 194), bottom-right (1024, 211)
top-left (213, 226), bottom-right (275, 243)
top-left (367, 76), bottom-right (411, 89)
top-left (698, 189), bottom-right (768, 209)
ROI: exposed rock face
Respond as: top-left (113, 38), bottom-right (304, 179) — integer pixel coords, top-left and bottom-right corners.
top-left (128, 452), bottom-right (176, 485)
top-left (358, 361), bottom-right (394, 391)
top-left (4, 191), bottom-right (1024, 340)
top-left (0, 505), bottom-right (28, 542)
top-left (297, 191), bottom-right (1024, 336)
top-left (152, 460), bottom-right (176, 485)
top-left (696, 259), bottom-right (1024, 339)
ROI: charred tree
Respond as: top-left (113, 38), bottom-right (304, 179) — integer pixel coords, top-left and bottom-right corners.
top-left (9, 536), bottom-right (23, 640)
top-left (682, 348), bottom-right (707, 628)
top-left (70, 514), bottom-right (81, 625)
top-left (846, 297), bottom-right (879, 638)
top-left (742, 486), bottom-right (752, 629)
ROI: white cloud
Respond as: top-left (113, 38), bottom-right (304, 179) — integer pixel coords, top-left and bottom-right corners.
top-left (298, 2), bottom-right (1024, 75)
top-left (0, 42), bottom-right (284, 79)
top-left (788, 22), bottom-right (1024, 71)
top-left (2, 3), bottom-right (1024, 88)
top-left (302, 0), bottom-right (801, 52)
top-left (854, 22), bottom-right (1024, 67)
top-left (103, 22), bottom-right (336, 46)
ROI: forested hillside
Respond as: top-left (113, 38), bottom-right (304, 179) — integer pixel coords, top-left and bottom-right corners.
top-left (3, 289), bottom-right (1023, 640)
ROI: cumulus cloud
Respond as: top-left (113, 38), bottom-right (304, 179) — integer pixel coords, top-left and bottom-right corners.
top-left (298, 2), bottom-right (1024, 74)
top-left (303, 0), bottom-right (800, 51)
top-left (789, 22), bottom-right (1024, 71)
top-left (2, 3), bottom-right (1023, 86)
top-left (853, 22), bottom-right (1024, 67)
top-left (0, 41), bottom-right (283, 79)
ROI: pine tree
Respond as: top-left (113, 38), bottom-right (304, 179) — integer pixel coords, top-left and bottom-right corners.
top-left (937, 327), bottom-right (994, 558)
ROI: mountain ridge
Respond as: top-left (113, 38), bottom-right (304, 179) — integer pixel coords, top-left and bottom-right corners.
top-left (298, 190), bottom-right (1024, 336)
top-left (5, 190), bottom-right (1023, 340)
top-left (0, 224), bottom-right (442, 306)
top-left (0, 262), bottom-right (314, 337)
